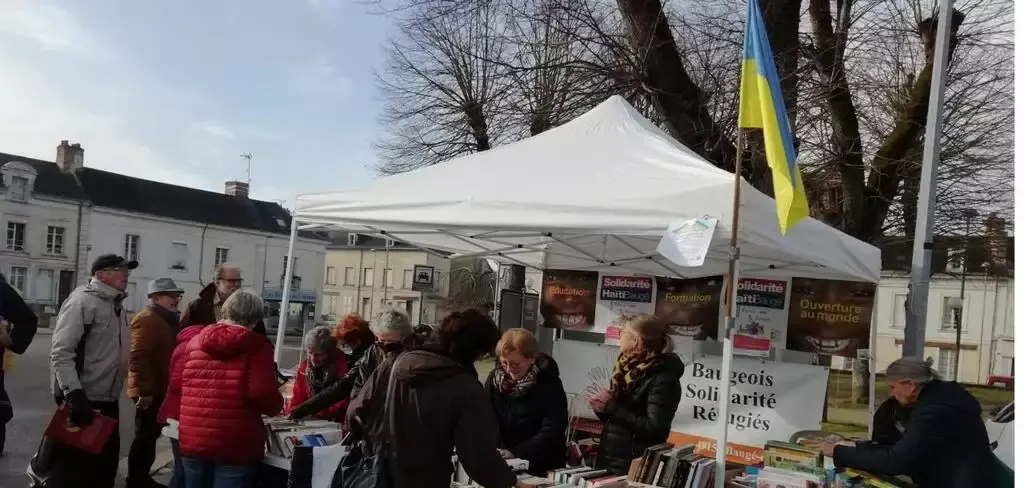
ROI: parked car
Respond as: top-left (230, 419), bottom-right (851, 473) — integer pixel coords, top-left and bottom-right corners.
top-left (986, 401), bottom-right (1013, 473)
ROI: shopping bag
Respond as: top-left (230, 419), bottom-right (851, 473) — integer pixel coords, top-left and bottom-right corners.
top-left (43, 405), bottom-right (117, 455)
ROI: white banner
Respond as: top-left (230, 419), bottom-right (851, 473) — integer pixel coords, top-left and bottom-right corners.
top-left (670, 355), bottom-right (828, 461)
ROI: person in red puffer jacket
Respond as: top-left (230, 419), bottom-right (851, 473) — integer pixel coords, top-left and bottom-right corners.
top-left (168, 290), bottom-right (283, 488)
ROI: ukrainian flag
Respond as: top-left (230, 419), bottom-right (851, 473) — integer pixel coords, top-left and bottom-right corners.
top-left (738, 0), bottom-right (809, 235)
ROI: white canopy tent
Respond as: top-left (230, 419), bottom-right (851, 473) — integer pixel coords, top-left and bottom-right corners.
top-left (278, 95), bottom-right (882, 484)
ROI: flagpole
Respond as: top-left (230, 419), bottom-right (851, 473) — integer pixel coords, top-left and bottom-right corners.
top-left (714, 130), bottom-right (745, 488)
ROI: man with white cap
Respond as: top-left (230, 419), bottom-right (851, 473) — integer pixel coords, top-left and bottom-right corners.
top-left (125, 277), bottom-right (183, 488)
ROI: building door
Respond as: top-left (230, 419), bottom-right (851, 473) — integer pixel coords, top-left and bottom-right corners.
top-left (58, 270), bottom-right (75, 306)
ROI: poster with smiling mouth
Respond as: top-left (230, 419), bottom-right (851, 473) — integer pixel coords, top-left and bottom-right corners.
top-left (654, 277), bottom-right (723, 340)
top-left (786, 277), bottom-right (877, 357)
top-left (540, 269), bottom-right (600, 330)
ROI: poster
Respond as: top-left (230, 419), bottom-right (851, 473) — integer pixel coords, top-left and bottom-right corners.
top-left (654, 277), bottom-right (723, 340)
top-left (669, 355), bottom-right (829, 464)
top-left (734, 278), bottom-right (789, 357)
top-left (596, 275), bottom-right (655, 344)
top-left (786, 278), bottom-right (876, 357)
top-left (540, 269), bottom-right (599, 330)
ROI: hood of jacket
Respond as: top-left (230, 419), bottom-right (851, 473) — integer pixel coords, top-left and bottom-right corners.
top-left (196, 323), bottom-right (265, 360)
top-left (918, 379), bottom-right (981, 416)
top-left (535, 353), bottom-right (560, 381)
top-left (197, 282), bottom-right (217, 301)
top-left (393, 349), bottom-right (476, 387)
top-left (83, 278), bottom-right (127, 303)
top-left (177, 324), bottom-right (206, 345)
top-left (648, 352), bottom-right (686, 381)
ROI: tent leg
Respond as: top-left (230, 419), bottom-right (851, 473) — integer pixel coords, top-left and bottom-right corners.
top-left (275, 218), bottom-right (299, 365)
top-left (867, 293), bottom-right (880, 439)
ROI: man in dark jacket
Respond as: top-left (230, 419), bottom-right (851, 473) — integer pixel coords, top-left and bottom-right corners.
top-left (825, 358), bottom-right (994, 488)
top-left (289, 309), bottom-right (420, 419)
top-left (0, 272), bottom-right (38, 454)
top-left (347, 309), bottom-right (520, 488)
top-left (181, 264), bottom-right (266, 336)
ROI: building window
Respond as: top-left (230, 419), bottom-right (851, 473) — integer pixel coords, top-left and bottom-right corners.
top-left (941, 296), bottom-right (964, 331)
top-left (347, 234), bottom-right (357, 246)
top-left (282, 256), bottom-right (297, 275)
top-left (344, 267), bottom-right (355, 285)
top-left (124, 234), bottom-right (140, 261)
top-left (360, 297), bottom-right (370, 316)
top-left (385, 238), bottom-right (395, 248)
top-left (325, 266), bottom-right (337, 285)
top-left (35, 268), bottom-right (54, 302)
top-left (6, 222), bottom-right (25, 251)
top-left (937, 349), bottom-right (955, 381)
top-left (8, 266), bottom-right (27, 294)
top-left (170, 242), bottom-right (188, 270)
top-left (892, 294), bottom-right (907, 328)
top-left (403, 269), bottom-right (413, 289)
top-left (325, 295), bottom-right (339, 318)
top-left (215, 247), bottom-right (230, 266)
top-left (46, 226), bottom-right (65, 255)
top-left (384, 269), bottom-right (394, 288)
top-left (8, 176), bottom-right (28, 201)
top-left (947, 248), bottom-right (965, 272)
top-left (362, 268), bottom-right (374, 286)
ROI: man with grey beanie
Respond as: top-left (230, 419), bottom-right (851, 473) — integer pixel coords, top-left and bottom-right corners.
top-left (822, 357), bottom-right (994, 487)
top-left (289, 308), bottom-right (423, 420)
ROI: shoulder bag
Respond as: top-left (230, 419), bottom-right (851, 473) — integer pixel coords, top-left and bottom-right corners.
top-left (330, 355), bottom-right (402, 488)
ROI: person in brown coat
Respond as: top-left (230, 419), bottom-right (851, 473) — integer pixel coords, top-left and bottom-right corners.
top-left (126, 278), bottom-right (183, 488)
top-left (181, 264), bottom-right (266, 337)
top-left (347, 309), bottom-right (525, 488)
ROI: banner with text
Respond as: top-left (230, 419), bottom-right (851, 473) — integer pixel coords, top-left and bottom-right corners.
top-left (786, 278), bottom-right (877, 357)
top-left (540, 269), bottom-right (600, 330)
top-left (655, 277), bottom-right (723, 341)
top-left (734, 278), bottom-right (790, 357)
top-left (669, 356), bottom-right (829, 464)
top-left (597, 275), bottom-right (656, 344)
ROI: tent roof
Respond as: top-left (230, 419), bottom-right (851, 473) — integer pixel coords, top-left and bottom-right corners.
top-left (295, 96), bottom-right (881, 283)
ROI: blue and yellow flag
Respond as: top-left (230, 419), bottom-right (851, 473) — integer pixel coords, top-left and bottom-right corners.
top-left (738, 0), bottom-right (809, 235)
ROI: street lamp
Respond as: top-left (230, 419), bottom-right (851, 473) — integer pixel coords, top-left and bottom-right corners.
top-left (947, 296), bottom-right (964, 382)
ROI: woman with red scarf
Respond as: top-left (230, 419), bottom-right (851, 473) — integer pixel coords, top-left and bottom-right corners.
top-left (285, 326), bottom-right (350, 422)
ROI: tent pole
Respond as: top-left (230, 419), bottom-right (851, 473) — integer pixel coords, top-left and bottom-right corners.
top-left (867, 292), bottom-right (880, 439)
top-left (275, 217), bottom-right (299, 365)
top-left (715, 131), bottom-right (745, 488)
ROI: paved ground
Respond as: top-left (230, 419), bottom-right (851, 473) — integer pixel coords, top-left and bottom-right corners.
top-left (0, 329), bottom-right (304, 487)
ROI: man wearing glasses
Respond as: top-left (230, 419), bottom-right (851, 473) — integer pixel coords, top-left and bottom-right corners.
top-left (41, 254), bottom-right (137, 488)
top-left (181, 264), bottom-right (266, 337)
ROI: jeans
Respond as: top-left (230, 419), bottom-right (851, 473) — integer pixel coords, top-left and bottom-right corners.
top-left (169, 439), bottom-right (185, 488)
top-left (181, 457), bottom-right (254, 488)
top-left (127, 396), bottom-right (165, 485)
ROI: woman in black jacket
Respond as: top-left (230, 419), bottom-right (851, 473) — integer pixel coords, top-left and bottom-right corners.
top-left (587, 315), bottom-right (683, 475)
top-left (0, 273), bottom-right (38, 453)
top-left (824, 357), bottom-right (994, 488)
top-left (485, 328), bottom-right (568, 476)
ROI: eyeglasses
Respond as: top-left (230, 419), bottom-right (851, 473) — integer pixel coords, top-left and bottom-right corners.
top-left (217, 278), bottom-right (243, 284)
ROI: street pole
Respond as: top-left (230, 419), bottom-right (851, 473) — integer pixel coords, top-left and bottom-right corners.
top-left (952, 210), bottom-right (975, 382)
top-left (904, 0), bottom-right (957, 358)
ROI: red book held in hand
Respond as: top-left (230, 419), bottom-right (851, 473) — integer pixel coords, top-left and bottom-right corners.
top-left (45, 405), bottom-right (117, 455)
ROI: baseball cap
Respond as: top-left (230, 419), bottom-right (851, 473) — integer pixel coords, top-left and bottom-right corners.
top-left (91, 254), bottom-right (139, 275)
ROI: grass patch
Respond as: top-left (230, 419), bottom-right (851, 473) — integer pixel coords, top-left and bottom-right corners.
top-left (827, 371), bottom-right (1013, 412)
top-left (821, 422), bottom-right (868, 439)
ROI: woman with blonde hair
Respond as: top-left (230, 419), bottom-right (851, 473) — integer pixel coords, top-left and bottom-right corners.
top-left (485, 328), bottom-right (568, 476)
top-left (586, 314), bottom-right (683, 475)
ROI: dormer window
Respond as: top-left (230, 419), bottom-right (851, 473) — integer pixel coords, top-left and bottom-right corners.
top-left (947, 247), bottom-right (965, 273)
top-left (9, 176), bottom-right (27, 201)
top-left (347, 234), bottom-right (357, 246)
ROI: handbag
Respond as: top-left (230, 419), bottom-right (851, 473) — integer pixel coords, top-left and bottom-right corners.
top-left (330, 356), bottom-right (402, 488)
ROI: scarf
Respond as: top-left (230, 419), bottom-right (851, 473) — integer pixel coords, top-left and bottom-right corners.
top-left (493, 357), bottom-right (544, 397)
top-left (305, 359), bottom-right (338, 394)
top-left (610, 351), bottom-right (659, 396)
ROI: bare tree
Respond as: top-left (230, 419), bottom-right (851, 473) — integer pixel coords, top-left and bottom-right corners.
top-left (375, 0), bottom-right (510, 174)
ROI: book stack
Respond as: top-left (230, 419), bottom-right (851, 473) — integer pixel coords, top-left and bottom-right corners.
top-left (754, 440), bottom-right (829, 487)
top-left (831, 469), bottom-right (913, 488)
top-left (624, 443), bottom-right (718, 488)
top-left (544, 466), bottom-right (628, 487)
top-left (452, 457), bottom-right (532, 487)
top-left (263, 417), bottom-right (343, 458)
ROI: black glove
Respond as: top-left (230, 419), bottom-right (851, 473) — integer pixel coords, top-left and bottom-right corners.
top-left (65, 389), bottom-right (94, 426)
top-left (288, 407), bottom-right (308, 420)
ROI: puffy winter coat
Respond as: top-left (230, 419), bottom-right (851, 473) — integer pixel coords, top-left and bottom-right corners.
top-left (484, 354), bottom-right (568, 476)
top-left (594, 353), bottom-right (684, 475)
top-left (285, 355), bottom-right (350, 422)
top-left (171, 323), bottom-right (283, 464)
top-left (156, 325), bottom-right (205, 424)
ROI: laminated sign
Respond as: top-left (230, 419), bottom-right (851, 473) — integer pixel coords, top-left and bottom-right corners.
top-left (657, 218), bottom-right (718, 267)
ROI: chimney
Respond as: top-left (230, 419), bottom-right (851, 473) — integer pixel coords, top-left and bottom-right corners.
top-left (56, 140), bottom-right (85, 173)
top-left (983, 213), bottom-right (1009, 268)
top-left (225, 180), bottom-right (249, 198)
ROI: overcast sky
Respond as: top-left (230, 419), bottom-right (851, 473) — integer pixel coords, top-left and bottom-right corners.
top-left (0, 0), bottom-right (391, 205)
